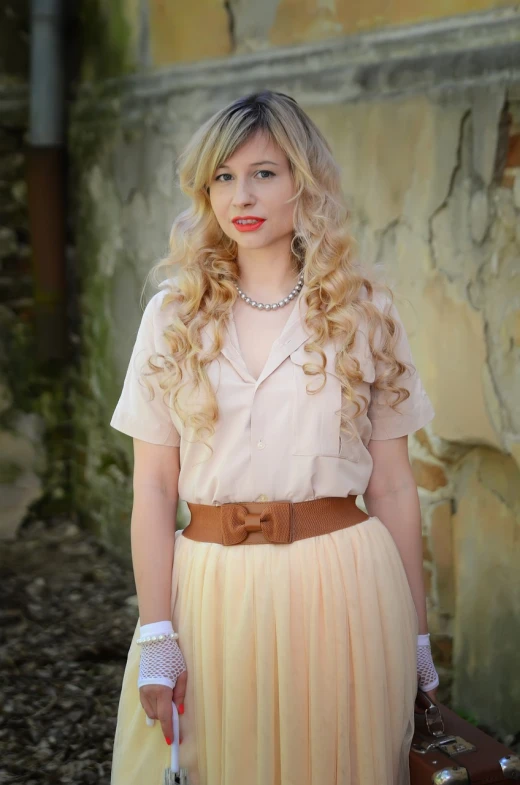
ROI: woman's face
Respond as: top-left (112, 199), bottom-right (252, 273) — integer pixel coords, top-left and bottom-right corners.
top-left (208, 131), bottom-right (297, 252)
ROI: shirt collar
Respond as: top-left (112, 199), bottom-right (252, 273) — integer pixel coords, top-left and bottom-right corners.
top-left (201, 284), bottom-right (311, 386)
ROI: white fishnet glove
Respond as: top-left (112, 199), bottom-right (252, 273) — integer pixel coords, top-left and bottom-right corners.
top-left (137, 620), bottom-right (187, 691)
top-left (417, 633), bottom-right (439, 692)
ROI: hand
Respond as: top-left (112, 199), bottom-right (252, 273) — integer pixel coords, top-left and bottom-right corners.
top-left (140, 671), bottom-right (188, 744)
top-left (137, 620), bottom-right (187, 744)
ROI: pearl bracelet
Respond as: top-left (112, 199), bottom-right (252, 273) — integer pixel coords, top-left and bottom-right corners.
top-left (137, 632), bottom-right (179, 646)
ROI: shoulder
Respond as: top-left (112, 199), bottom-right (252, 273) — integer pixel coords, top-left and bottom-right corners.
top-left (132, 278), bottom-right (183, 354)
top-left (352, 285), bottom-right (414, 372)
top-left (345, 285), bottom-right (394, 351)
top-left (144, 276), bottom-right (182, 325)
top-left (358, 283), bottom-right (395, 317)
top-left (356, 285), bottom-right (407, 346)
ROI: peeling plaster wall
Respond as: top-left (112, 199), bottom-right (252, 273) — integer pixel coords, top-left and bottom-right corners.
top-left (311, 91), bottom-right (520, 731)
top-left (71, 4), bottom-right (520, 732)
top-left (453, 449), bottom-right (520, 733)
top-left (317, 93), bottom-right (519, 456)
top-left (76, 0), bottom-right (519, 68)
top-left (143, 0), bottom-right (516, 63)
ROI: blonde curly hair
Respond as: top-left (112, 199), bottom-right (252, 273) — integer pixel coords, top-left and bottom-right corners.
top-left (143, 90), bottom-right (412, 456)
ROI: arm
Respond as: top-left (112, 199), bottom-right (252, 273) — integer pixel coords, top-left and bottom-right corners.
top-left (131, 438), bottom-right (187, 745)
top-left (110, 291), bottom-right (183, 622)
top-left (109, 290), bottom-right (186, 744)
top-left (363, 292), bottom-right (439, 695)
top-left (131, 439), bottom-right (180, 624)
top-left (362, 434), bottom-right (428, 635)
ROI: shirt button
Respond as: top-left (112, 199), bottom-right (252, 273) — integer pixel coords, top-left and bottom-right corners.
top-left (257, 440), bottom-right (265, 450)
top-left (257, 494), bottom-right (268, 502)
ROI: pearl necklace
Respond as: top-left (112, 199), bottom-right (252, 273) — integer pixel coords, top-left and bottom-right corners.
top-left (234, 271), bottom-right (304, 310)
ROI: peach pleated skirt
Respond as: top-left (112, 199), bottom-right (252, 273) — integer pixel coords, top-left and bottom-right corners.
top-left (111, 515), bottom-right (419, 785)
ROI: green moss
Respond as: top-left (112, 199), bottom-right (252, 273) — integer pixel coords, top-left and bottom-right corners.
top-left (79, 0), bottom-right (136, 82)
top-left (68, 78), bottom-right (184, 555)
top-left (453, 707), bottom-right (480, 726)
top-left (67, 117), bottom-right (134, 549)
top-left (69, 91), bottom-right (121, 176)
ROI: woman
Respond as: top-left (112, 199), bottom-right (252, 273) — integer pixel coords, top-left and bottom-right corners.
top-left (110, 90), bottom-right (439, 785)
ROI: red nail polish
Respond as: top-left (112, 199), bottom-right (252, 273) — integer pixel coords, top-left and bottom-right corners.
top-left (165, 737), bottom-right (172, 745)
top-left (178, 704), bottom-right (185, 715)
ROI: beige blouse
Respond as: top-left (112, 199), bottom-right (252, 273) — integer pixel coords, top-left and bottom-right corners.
top-left (110, 281), bottom-right (435, 505)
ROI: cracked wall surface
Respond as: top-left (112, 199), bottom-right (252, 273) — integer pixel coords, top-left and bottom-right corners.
top-left (309, 91), bottom-right (520, 731)
top-left (140, 0), bottom-right (516, 63)
top-left (76, 0), bottom-right (518, 69)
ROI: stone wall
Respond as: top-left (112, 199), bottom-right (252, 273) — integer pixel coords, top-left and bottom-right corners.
top-left (325, 90), bottom-right (520, 731)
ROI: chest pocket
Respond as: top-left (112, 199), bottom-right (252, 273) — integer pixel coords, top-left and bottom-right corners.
top-left (289, 344), bottom-right (375, 463)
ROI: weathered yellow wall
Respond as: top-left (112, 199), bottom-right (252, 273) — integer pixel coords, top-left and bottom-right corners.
top-left (82, 0), bottom-right (514, 71)
top-left (146, 0), bottom-right (514, 65)
top-left (305, 0), bottom-right (512, 38)
top-left (148, 0), bottom-right (231, 65)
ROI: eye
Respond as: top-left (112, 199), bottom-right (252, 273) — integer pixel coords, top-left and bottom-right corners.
top-left (213, 169), bottom-right (276, 182)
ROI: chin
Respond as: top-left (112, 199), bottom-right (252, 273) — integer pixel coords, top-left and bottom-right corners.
top-left (236, 237), bottom-right (269, 248)
top-left (235, 234), bottom-right (278, 250)
top-left (233, 243), bottom-right (260, 253)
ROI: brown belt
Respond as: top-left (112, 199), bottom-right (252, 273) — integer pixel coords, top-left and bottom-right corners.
top-left (182, 496), bottom-right (370, 546)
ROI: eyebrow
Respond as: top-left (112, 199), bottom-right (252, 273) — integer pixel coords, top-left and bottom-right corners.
top-left (216, 160), bottom-right (280, 169)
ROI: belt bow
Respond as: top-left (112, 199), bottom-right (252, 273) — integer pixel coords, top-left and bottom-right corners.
top-left (221, 502), bottom-right (293, 545)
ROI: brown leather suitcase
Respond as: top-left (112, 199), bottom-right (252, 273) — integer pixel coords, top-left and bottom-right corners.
top-left (410, 689), bottom-right (520, 783)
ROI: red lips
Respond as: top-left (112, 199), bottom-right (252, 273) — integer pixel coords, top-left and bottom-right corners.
top-left (232, 216), bottom-right (266, 232)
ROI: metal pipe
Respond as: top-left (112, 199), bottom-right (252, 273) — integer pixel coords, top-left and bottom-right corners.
top-left (30, 0), bottom-right (65, 147)
top-left (27, 0), bottom-right (67, 362)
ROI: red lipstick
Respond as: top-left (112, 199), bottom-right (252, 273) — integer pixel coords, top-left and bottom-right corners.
top-left (231, 216), bottom-right (266, 232)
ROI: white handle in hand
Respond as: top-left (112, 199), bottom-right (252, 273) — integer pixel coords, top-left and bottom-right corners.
top-left (170, 701), bottom-right (180, 773)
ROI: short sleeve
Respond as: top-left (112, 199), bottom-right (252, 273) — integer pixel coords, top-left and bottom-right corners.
top-left (367, 296), bottom-right (435, 440)
top-left (110, 292), bottom-right (181, 446)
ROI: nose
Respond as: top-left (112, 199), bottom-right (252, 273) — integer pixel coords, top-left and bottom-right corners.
top-left (232, 177), bottom-right (255, 208)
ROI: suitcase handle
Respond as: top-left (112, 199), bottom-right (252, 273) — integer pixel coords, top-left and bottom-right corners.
top-left (414, 687), bottom-right (445, 737)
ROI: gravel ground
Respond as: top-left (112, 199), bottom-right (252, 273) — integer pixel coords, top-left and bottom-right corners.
top-left (0, 516), bottom-right (138, 785)
top-left (1, 516), bottom-right (519, 785)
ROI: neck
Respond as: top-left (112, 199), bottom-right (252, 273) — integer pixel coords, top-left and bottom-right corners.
top-left (235, 247), bottom-right (301, 301)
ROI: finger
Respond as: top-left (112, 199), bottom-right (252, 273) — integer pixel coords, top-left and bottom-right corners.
top-left (157, 690), bottom-right (174, 743)
top-left (173, 670), bottom-right (188, 714)
top-left (140, 692), bottom-right (157, 723)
